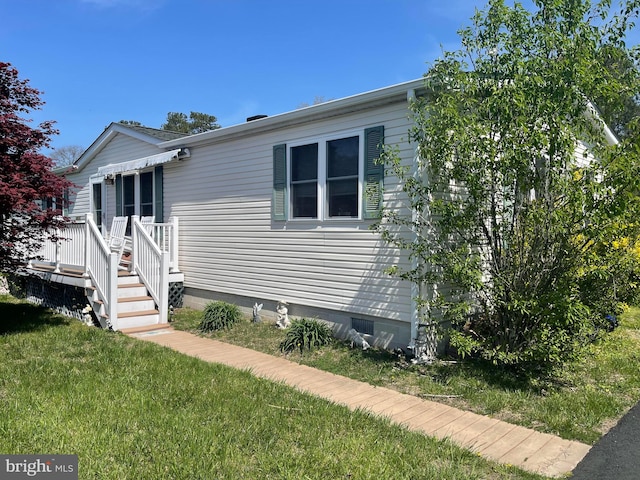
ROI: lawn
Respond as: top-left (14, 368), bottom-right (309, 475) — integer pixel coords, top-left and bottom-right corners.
top-left (0, 295), bottom-right (542, 480)
top-left (172, 305), bottom-right (640, 445)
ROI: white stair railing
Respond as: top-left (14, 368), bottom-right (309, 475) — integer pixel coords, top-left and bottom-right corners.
top-left (84, 213), bottom-right (118, 329)
top-left (131, 216), bottom-right (169, 324)
top-left (142, 217), bottom-right (179, 272)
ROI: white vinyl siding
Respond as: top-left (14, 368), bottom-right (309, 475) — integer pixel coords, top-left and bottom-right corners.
top-left (164, 101), bottom-right (415, 323)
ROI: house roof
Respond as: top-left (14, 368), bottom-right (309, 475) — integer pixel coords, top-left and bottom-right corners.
top-left (70, 122), bottom-right (188, 174)
top-left (118, 124), bottom-right (188, 142)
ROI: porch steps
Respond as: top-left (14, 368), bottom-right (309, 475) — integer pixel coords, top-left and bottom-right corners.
top-left (86, 272), bottom-right (162, 331)
top-left (120, 323), bottom-right (172, 335)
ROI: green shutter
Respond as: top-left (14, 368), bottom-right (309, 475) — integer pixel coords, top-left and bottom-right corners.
top-left (272, 144), bottom-right (287, 221)
top-left (154, 165), bottom-right (164, 222)
top-left (363, 126), bottom-right (384, 219)
top-left (115, 174), bottom-right (123, 217)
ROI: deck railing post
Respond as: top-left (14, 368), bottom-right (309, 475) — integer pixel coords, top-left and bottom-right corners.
top-left (53, 227), bottom-right (61, 273)
top-left (170, 216), bottom-right (179, 272)
top-left (84, 213), bottom-right (92, 276)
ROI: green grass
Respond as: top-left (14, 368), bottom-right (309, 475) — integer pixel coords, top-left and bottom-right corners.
top-left (173, 306), bottom-right (640, 444)
top-left (0, 295), bottom-right (541, 479)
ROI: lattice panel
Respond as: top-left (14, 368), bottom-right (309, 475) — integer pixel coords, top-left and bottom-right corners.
top-left (413, 322), bottom-right (438, 364)
top-left (20, 277), bottom-right (87, 321)
top-left (168, 282), bottom-right (184, 308)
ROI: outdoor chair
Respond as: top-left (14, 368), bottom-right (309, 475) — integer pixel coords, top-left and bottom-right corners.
top-left (106, 216), bottom-right (128, 267)
top-left (140, 216), bottom-right (155, 237)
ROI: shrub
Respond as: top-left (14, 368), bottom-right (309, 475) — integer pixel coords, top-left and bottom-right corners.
top-left (199, 301), bottom-right (242, 332)
top-left (280, 318), bottom-right (333, 354)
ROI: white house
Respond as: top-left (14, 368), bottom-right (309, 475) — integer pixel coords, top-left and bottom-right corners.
top-left (26, 79), bottom-right (427, 351)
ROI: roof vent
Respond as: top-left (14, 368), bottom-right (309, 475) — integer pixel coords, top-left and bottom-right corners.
top-left (246, 114), bottom-right (268, 122)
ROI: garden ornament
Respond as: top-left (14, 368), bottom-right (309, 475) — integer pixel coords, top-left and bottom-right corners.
top-left (347, 328), bottom-right (370, 350)
top-left (275, 300), bottom-right (290, 329)
top-left (252, 302), bottom-right (263, 323)
top-left (81, 304), bottom-right (94, 326)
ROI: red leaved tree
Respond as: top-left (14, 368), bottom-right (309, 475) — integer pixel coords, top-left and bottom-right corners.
top-left (0, 62), bottom-right (73, 271)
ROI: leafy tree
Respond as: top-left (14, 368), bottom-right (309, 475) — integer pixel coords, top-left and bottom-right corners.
top-left (118, 120), bottom-right (142, 126)
top-left (50, 145), bottom-right (84, 166)
top-left (161, 111), bottom-right (220, 134)
top-left (593, 44), bottom-right (640, 138)
top-left (374, 0), bottom-right (640, 372)
top-left (0, 62), bottom-right (73, 271)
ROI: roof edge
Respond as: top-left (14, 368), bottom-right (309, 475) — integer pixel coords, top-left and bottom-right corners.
top-left (160, 78), bottom-right (426, 148)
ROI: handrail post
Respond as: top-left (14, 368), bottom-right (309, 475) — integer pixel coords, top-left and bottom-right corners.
top-left (170, 216), bottom-right (179, 272)
top-left (131, 215), bottom-right (139, 273)
top-left (159, 251), bottom-right (169, 323)
top-left (108, 251), bottom-right (119, 330)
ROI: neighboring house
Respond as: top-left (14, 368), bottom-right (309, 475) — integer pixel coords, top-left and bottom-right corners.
top-left (26, 79), bottom-right (428, 351)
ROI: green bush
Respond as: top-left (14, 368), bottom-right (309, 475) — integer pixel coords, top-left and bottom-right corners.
top-left (199, 301), bottom-right (242, 332)
top-left (280, 318), bottom-right (333, 354)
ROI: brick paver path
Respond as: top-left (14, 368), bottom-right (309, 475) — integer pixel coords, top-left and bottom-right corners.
top-left (126, 326), bottom-right (591, 478)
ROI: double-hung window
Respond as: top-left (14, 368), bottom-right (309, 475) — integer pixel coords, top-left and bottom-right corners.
top-left (272, 126), bottom-right (384, 221)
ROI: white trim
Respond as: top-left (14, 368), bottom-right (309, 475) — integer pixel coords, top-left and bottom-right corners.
top-left (96, 149), bottom-right (181, 177)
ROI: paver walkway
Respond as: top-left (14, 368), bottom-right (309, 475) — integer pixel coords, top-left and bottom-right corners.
top-left (125, 326), bottom-right (591, 478)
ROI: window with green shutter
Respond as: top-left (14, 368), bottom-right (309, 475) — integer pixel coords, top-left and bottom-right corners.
top-left (272, 125), bottom-right (384, 222)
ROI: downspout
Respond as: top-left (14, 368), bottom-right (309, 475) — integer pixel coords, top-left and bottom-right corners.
top-left (406, 87), bottom-right (436, 363)
top-left (406, 87), bottom-right (421, 352)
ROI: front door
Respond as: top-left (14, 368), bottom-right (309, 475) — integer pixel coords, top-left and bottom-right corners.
top-left (116, 167), bottom-right (163, 235)
top-left (90, 179), bottom-right (106, 233)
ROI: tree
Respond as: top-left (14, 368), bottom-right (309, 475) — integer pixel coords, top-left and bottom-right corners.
top-left (0, 62), bottom-right (73, 271)
top-left (161, 111), bottom-right (220, 134)
top-left (375, 0), bottom-right (640, 372)
top-left (593, 44), bottom-right (640, 138)
top-left (118, 120), bottom-right (142, 126)
top-left (297, 96), bottom-right (334, 108)
top-left (49, 145), bottom-right (84, 167)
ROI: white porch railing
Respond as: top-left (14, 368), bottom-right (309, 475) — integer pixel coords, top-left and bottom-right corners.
top-left (131, 215), bottom-right (169, 324)
top-left (143, 217), bottom-right (179, 272)
top-left (29, 221), bottom-right (86, 272)
top-left (28, 214), bottom-right (180, 329)
top-left (30, 216), bottom-right (180, 273)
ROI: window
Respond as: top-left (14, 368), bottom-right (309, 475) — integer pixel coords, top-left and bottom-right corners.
top-left (290, 137), bottom-right (358, 219)
top-left (327, 136), bottom-right (359, 217)
top-left (92, 182), bottom-right (103, 228)
top-left (291, 143), bottom-right (318, 218)
top-left (273, 126), bottom-right (384, 221)
top-left (140, 171), bottom-right (154, 217)
top-left (37, 188), bottom-right (69, 216)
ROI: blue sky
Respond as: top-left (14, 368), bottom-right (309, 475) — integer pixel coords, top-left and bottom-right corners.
top-left (3, 0), bottom-right (633, 155)
top-left (1, 0), bottom-right (488, 153)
